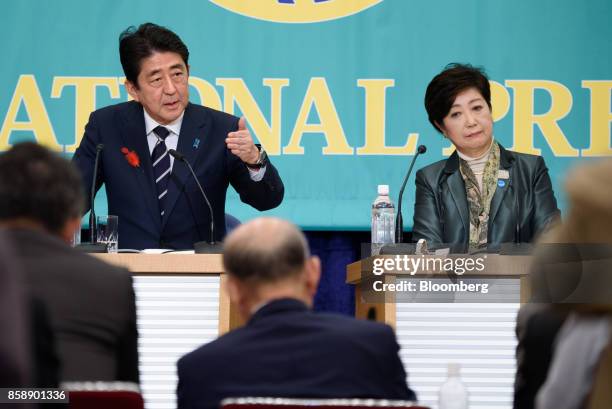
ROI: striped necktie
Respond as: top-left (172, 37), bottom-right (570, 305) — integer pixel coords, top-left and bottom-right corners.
top-left (151, 126), bottom-right (171, 218)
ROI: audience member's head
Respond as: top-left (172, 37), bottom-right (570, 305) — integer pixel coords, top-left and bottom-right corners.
top-left (222, 217), bottom-right (321, 320)
top-left (530, 159), bottom-right (612, 305)
top-left (562, 159), bottom-right (612, 243)
top-left (0, 142), bottom-right (84, 243)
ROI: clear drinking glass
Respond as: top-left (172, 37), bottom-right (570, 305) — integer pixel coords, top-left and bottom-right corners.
top-left (96, 215), bottom-right (118, 253)
top-left (71, 226), bottom-right (81, 247)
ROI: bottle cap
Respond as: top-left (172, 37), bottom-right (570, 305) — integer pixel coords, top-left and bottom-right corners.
top-left (448, 362), bottom-right (461, 377)
top-left (377, 184), bottom-right (389, 195)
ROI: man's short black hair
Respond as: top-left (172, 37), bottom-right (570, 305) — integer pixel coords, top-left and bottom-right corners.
top-left (119, 22), bottom-right (189, 87)
top-left (424, 63), bottom-right (492, 133)
top-left (0, 142), bottom-right (84, 234)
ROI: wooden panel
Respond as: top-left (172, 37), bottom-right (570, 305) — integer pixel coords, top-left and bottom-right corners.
top-left (94, 253), bottom-right (224, 274)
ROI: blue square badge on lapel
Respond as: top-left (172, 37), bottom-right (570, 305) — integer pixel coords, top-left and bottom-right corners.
top-left (193, 138), bottom-right (200, 149)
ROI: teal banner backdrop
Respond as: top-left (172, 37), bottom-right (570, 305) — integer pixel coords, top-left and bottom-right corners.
top-left (2, 0), bottom-right (611, 229)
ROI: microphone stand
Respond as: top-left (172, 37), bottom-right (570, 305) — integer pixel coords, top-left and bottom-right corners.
top-left (76, 143), bottom-right (108, 253)
top-left (168, 149), bottom-right (223, 254)
top-left (395, 145), bottom-right (427, 244)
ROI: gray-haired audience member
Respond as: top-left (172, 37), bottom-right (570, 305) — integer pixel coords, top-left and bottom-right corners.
top-left (177, 217), bottom-right (416, 409)
top-left (0, 142), bottom-right (139, 383)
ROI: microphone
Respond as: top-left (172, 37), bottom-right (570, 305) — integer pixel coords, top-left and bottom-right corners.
top-left (500, 178), bottom-right (531, 255)
top-left (168, 149), bottom-right (221, 254)
top-left (395, 144), bottom-right (427, 244)
top-left (76, 143), bottom-right (108, 253)
top-left (511, 180), bottom-right (520, 244)
top-left (90, 143), bottom-right (104, 243)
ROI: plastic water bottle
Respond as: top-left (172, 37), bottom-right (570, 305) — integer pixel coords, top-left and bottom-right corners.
top-left (438, 363), bottom-right (469, 409)
top-left (371, 184), bottom-right (395, 255)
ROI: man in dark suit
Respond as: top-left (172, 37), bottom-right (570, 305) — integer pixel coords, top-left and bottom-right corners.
top-left (0, 142), bottom-right (139, 383)
top-left (72, 22), bottom-right (284, 250)
top-left (177, 218), bottom-right (417, 409)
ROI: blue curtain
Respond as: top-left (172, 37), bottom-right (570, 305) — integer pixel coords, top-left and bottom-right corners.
top-left (306, 231), bottom-right (369, 316)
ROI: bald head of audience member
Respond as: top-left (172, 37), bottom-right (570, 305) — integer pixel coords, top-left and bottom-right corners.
top-left (0, 142), bottom-right (84, 243)
top-left (222, 218), bottom-right (321, 321)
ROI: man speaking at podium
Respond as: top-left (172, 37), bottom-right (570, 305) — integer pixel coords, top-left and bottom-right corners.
top-left (73, 23), bottom-right (284, 250)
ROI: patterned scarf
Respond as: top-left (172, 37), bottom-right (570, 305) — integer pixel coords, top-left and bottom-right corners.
top-left (458, 141), bottom-right (500, 248)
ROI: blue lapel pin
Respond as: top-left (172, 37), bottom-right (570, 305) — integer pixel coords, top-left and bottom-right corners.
top-left (498, 180), bottom-right (506, 188)
top-left (193, 138), bottom-right (200, 149)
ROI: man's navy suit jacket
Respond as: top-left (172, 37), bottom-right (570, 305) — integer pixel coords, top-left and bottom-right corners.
top-left (73, 101), bottom-right (284, 250)
top-left (177, 299), bottom-right (417, 409)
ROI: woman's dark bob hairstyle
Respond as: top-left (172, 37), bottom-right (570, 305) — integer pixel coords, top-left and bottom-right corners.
top-left (424, 63), bottom-right (491, 133)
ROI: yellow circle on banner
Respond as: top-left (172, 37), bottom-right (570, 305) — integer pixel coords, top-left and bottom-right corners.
top-left (210, 0), bottom-right (383, 24)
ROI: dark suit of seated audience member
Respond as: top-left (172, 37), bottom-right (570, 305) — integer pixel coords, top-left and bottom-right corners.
top-left (0, 230), bottom-right (34, 387)
top-left (0, 142), bottom-right (139, 383)
top-left (177, 217), bottom-right (417, 409)
top-left (413, 63), bottom-right (559, 252)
